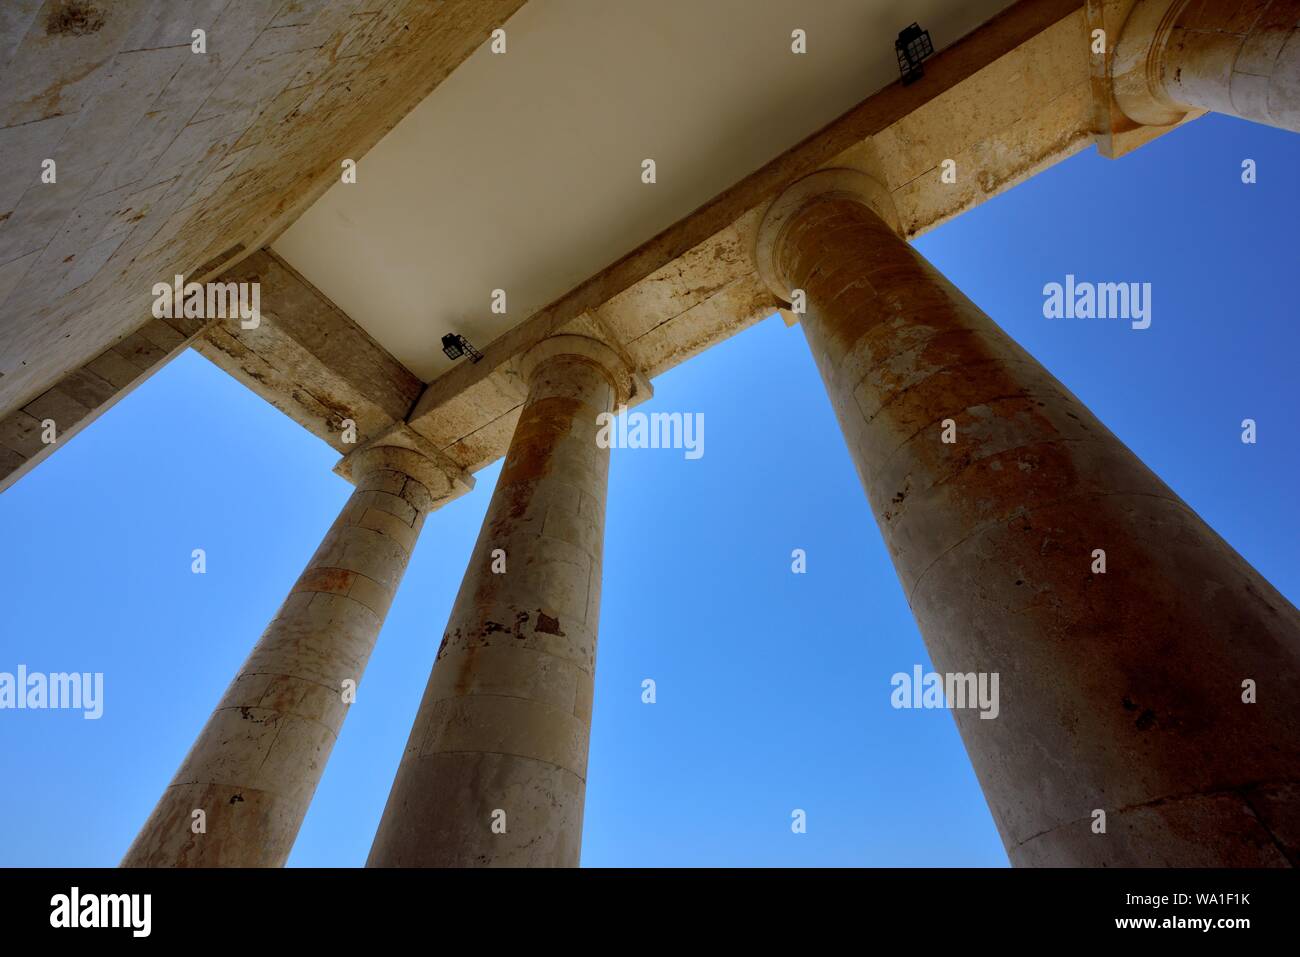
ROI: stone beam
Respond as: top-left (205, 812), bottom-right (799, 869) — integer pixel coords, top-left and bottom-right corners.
top-left (193, 249), bottom-right (423, 453)
top-left (0, 0), bottom-right (527, 426)
top-left (0, 312), bottom-right (209, 493)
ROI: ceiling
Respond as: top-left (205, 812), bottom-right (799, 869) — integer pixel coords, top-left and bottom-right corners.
top-left (273, 0), bottom-right (1015, 382)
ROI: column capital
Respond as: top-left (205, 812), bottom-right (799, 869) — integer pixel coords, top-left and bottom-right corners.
top-left (518, 333), bottom-right (647, 407)
top-left (334, 422), bottom-right (474, 509)
top-left (1112, 0), bottom-right (1191, 128)
top-left (1112, 0), bottom-right (1300, 133)
top-left (753, 168), bottom-right (899, 303)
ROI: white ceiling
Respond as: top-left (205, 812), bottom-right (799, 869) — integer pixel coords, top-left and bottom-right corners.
top-left (273, 0), bottom-right (1014, 382)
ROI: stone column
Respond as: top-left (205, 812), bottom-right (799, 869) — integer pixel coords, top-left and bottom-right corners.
top-left (122, 433), bottom-right (471, 867)
top-left (755, 169), bottom-right (1300, 866)
top-left (1114, 0), bottom-right (1300, 132)
top-left (367, 335), bottom-right (635, 867)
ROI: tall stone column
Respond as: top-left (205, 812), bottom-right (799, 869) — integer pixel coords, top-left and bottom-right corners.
top-left (368, 335), bottom-right (635, 867)
top-left (122, 432), bottom-right (471, 867)
top-left (1114, 0), bottom-right (1300, 132)
top-left (755, 169), bottom-right (1300, 866)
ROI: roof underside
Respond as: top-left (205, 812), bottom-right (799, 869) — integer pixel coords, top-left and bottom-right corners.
top-left (7, 0), bottom-right (1170, 492)
top-left (273, 0), bottom-right (1016, 382)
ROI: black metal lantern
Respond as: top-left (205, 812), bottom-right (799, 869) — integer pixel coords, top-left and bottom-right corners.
top-left (441, 333), bottom-right (483, 363)
top-left (896, 23), bottom-right (934, 85)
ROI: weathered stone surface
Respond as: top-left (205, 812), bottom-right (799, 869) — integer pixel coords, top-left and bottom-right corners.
top-left (761, 186), bottom-right (1300, 867)
top-left (368, 338), bottom-right (627, 867)
top-left (1114, 0), bottom-right (1300, 132)
top-left (0, 0), bottom-right (526, 428)
top-left (193, 249), bottom-right (424, 452)
top-left (121, 441), bottom-right (468, 867)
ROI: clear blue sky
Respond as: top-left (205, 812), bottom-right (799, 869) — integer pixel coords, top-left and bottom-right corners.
top-left (1, 113), bottom-right (1295, 867)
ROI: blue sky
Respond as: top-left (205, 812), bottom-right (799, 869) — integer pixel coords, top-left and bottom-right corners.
top-left (0, 112), bottom-right (1295, 867)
